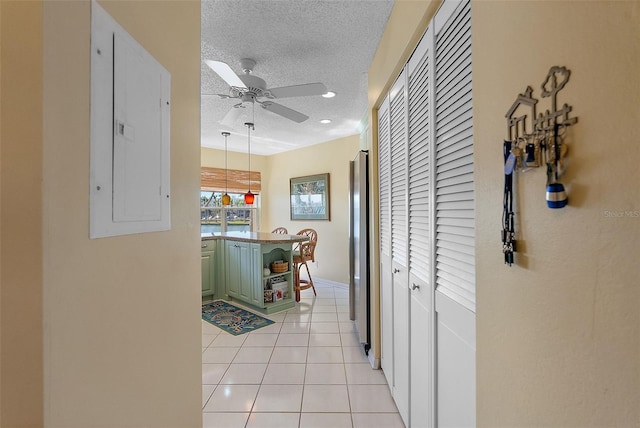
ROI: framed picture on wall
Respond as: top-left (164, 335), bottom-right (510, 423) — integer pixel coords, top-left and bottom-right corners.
top-left (290, 173), bottom-right (330, 221)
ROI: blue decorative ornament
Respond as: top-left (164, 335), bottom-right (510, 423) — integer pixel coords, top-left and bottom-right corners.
top-left (546, 182), bottom-right (567, 208)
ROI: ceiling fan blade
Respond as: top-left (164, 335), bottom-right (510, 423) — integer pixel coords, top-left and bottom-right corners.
top-left (202, 93), bottom-right (234, 99)
top-left (205, 60), bottom-right (247, 89)
top-left (260, 101), bottom-right (309, 123)
top-left (267, 82), bottom-right (328, 99)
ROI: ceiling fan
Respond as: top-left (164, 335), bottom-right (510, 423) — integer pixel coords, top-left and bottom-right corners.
top-left (205, 58), bottom-right (327, 124)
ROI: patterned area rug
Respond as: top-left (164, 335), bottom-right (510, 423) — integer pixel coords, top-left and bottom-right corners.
top-left (202, 301), bottom-right (274, 335)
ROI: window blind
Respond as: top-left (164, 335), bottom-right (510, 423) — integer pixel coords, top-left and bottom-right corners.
top-left (200, 167), bottom-right (261, 194)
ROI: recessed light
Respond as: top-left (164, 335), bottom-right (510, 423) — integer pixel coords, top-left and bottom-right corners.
top-left (322, 91), bottom-right (336, 98)
top-left (320, 119), bottom-right (332, 124)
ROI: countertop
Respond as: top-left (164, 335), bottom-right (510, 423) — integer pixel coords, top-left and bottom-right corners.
top-left (201, 231), bottom-right (308, 244)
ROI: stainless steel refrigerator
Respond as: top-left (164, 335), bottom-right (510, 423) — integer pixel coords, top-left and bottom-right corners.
top-left (349, 150), bottom-right (370, 353)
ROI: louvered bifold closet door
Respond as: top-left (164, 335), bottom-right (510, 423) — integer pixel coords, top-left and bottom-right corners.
top-left (377, 96), bottom-right (394, 386)
top-left (434, 0), bottom-right (475, 311)
top-left (407, 26), bottom-right (434, 428)
top-left (378, 99), bottom-right (391, 260)
top-left (390, 76), bottom-right (408, 268)
top-left (389, 70), bottom-right (410, 424)
top-left (408, 40), bottom-right (431, 284)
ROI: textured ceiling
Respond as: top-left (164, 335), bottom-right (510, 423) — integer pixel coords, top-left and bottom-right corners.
top-left (201, 0), bottom-right (394, 156)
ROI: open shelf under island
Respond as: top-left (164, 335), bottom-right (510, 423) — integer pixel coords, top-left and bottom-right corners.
top-left (201, 231), bottom-right (307, 314)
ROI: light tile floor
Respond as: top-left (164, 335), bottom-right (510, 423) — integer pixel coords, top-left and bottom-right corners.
top-left (202, 280), bottom-right (405, 428)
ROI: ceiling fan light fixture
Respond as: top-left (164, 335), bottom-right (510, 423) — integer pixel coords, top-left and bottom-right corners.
top-left (322, 91), bottom-right (336, 98)
top-left (320, 119), bottom-right (332, 124)
top-left (240, 58), bottom-right (257, 74)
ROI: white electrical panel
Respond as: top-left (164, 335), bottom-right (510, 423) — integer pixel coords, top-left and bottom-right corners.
top-left (90, 1), bottom-right (171, 238)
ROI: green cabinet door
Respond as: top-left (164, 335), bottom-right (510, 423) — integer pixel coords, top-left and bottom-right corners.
top-left (201, 240), bottom-right (216, 298)
top-left (201, 252), bottom-right (215, 297)
top-left (225, 240), bottom-right (262, 306)
top-left (225, 240), bottom-right (242, 298)
top-left (248, 244), bottom-right (262, 307)
top-left (237, 243), bottom-right (253, 302)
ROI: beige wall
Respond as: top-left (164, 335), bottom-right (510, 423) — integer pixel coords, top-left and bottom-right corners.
top-left (473, 1), bottom-right (639, 426)
top-left (40, 1), bottom-right (202, 427)
top-left (368, 0), bottom-right (440, 110)
top-left (201, 147), bottom-right (268, 174)
top-left (368, 0), bottom-right (639, 425)
top-left (263, 135), bottom-right (360, 284)
top-left (1, 1), bottom-right (44, 425)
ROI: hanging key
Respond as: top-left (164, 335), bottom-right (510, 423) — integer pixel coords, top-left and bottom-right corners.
top-left (502, 231), bottom-right (516, 266)
top-left (505, 247), bottom-right (514, 265)
top-left (509, 232), bottom-right (517, 253)
top-left (503, 241), bottom-right (514, 266)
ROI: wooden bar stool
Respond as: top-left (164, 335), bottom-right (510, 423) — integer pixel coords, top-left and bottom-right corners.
top-left (271, 227), bottom-right (288, 234)
top-left (293, 228), bottom-right (317, 301)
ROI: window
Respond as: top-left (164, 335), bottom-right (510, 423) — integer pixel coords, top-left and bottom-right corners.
top-left (200, 166), bottom-right (261, 234)
top-left (200, 191), bottom-right (259, 233)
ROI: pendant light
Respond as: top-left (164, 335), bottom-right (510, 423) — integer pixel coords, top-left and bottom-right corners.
top-left (221, 131), bottom-right (231, 206)
top-left (244, 120), bottom-right (255, 205)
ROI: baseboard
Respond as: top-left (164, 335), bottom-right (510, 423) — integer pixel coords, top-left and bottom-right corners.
top-left (311, 276), bottom-right (349, 289)
top-left (368, 352), bottom-right (381, 369)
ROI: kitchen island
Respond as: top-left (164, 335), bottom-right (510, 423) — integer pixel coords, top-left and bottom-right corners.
top-left (201, 232), bottom-right (307, 314)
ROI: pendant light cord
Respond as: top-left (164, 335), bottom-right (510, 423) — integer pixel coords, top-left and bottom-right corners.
top-left (223, 132), bottom-right (229, 194)
top-left (250, 102), bottom-right (255, 192)
top-left (246, 102), bottom-right (255, 193)
top-left (221, 132), bottom-right (231, 206)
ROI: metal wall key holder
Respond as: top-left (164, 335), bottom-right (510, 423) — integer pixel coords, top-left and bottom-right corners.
top-left (501, 65), bottom-right (579, 266)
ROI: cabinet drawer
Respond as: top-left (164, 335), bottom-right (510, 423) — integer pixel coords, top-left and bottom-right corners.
top-left (201, 239), bottom-right (217, 252)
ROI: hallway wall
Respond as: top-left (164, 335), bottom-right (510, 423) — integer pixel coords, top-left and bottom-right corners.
top-left (0, 1), bottom-right (44, 425)
top-left (367, 0), bottom-right (639, 425)
top-left (41, 1), bottom-right (202, 426)
top-left (472, 2), bottom-right (640, 426)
